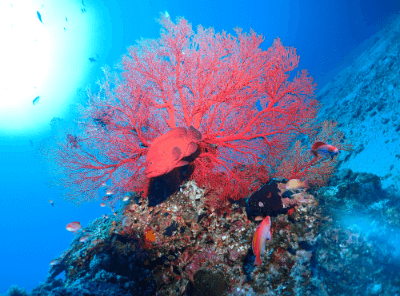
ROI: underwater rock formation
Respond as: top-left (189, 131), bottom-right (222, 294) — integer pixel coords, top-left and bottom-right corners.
top-left (18, 179), bottom-right (326, 295)
top-left (7, 171), bottom-right (400, 295)
top-left (317, 15), bottom-right (400, 194)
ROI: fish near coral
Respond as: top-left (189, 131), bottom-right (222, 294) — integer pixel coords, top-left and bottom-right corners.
top-left (66, 221), bottom-right (82, 234)
top-left (143, 229), bottom-right (156, 249)
top-left (145, 125), bottom-right (202, 178)
top-left (285, 179), bottom-right (308, 191)
top-left (79, 234), bottom-right (91, 242)
top-left (50, 259), bottom-right (61, 266)
top-left (252, 216), bottom-right (272, 266)
top-left (311, 141), bottom-right (339, 160)
top-left (145, 229), bottom-right (156, 242)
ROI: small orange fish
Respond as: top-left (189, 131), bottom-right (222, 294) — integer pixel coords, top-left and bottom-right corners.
top-left (311, 141), bottom-right (339, 160)
top-left (145, 229), bottom-right (156, 242)
top-left (66, 221), bottom-right (82, 234)
top-left (252, 216), bottom-right (272, 266)
top-left (285, 179), bottom-right (308, 190)
top-left (100, 202), bottom-right (106, 207)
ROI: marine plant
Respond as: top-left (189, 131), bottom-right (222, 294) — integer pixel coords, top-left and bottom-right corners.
top-left (40, 14), bottom-right (319, 206)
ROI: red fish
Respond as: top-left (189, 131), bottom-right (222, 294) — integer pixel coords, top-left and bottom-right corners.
top-left (252, 216), bottom-right (272, 266)
top-left (145, 126), bottom-right (202, 178)
top-left (287, 207), bottom-right (296, 216)
top-left (311, 141), bottom-right (339, 160)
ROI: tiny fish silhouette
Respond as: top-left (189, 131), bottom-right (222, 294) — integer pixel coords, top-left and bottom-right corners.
top-left (67, 134), bottom-right (80, 149)
top-left (33, 96), bottom-right (40, 105)
top-left (37, 11), bottom-right (43, 23)
top-left (65, 17), bottom-right (68, 22)
top-left (29, 140), bottom-right (33, 147)
top-left (89, 57), bottom-right (97, 62)
top-left (82, 0), bottom-right (86, 6)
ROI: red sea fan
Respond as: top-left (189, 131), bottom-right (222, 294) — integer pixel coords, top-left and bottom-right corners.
top-left (40, 15), bottom-right (319, 206)
top-left (273, 120), bottom-right (353, 187)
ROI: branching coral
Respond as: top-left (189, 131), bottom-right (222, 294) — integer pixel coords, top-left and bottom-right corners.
top-left (273, 120), bottom-right (353, 187)
top-left (39, 15), bottom-right (319, 206)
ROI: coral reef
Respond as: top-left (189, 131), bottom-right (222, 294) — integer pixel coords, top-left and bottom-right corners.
top-left (312, 170), bottom-right (400, 296)
top-left (17, 179), bottom-right (324, 295)
top-left (3, 285), bottom-right (29, 296)
top-left (7, 171), bottom-right (400, 296)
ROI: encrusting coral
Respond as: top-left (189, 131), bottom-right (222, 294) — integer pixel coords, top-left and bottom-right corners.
top-left (36, 178), bottom-right (326, 296)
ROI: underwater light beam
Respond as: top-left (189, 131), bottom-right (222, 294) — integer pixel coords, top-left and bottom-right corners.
top-left (0, 0), bottom-right (102, 137)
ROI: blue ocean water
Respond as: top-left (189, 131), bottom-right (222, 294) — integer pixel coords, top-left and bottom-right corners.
top-left (1, 0), bottom-right (399, 294)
